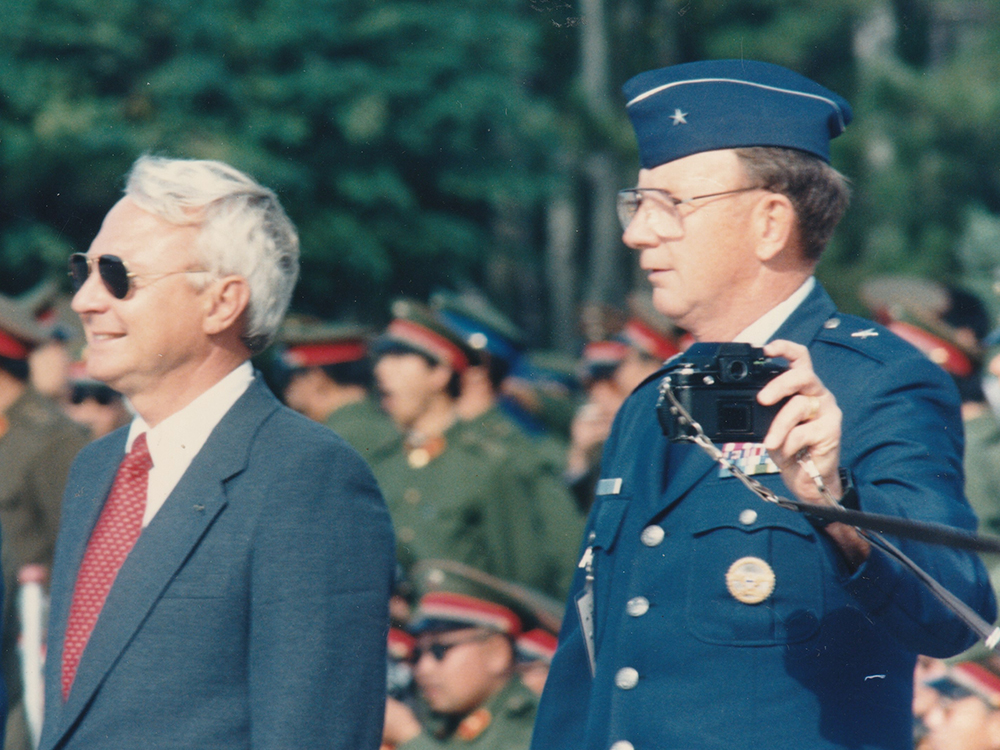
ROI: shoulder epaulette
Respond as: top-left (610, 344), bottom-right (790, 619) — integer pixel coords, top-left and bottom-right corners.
top-left (813, 313), bottom-right (934, 368)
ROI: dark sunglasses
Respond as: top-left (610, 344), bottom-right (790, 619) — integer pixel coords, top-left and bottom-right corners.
top-left (70, 383), bottom-right (121, 406)
top-left (410, 631), bottom-right (493, 663)
top-left (68, 253), bottom-right (206, 300)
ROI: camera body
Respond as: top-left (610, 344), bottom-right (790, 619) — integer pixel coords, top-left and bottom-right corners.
top-left (656, 342), bottom-right (788, 443)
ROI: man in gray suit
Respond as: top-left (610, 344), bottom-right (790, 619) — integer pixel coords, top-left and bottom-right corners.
top-left (39, 155), bottom-right (395, 750)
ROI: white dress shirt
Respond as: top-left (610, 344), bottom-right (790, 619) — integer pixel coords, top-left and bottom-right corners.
top-left (734, 276), bottom-right (815, 347)
top-left (124, 361), bottom-right (255, 527)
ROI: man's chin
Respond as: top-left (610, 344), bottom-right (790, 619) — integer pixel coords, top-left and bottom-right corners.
top-left (81, 363), bottom-right (124, 393)
top-left (650, 289), bottom-right (683, 321)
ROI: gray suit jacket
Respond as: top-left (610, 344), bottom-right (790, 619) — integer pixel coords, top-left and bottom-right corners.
top-left (39, 376), bottom-right (395, 750)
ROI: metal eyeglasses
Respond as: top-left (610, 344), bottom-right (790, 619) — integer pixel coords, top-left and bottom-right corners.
top-left (616, 185), bottom-right (764, 235)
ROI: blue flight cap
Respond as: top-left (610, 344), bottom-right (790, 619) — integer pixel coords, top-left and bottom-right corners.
top-left (623, 59), bottom-right (852, 168)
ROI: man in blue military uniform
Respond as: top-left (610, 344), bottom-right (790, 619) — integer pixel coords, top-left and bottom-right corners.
top-left (531, 59), bottom-right (997, 750)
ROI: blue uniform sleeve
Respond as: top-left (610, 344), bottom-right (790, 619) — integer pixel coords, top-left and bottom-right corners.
top-left (818, 344), bottom-right (997, 656)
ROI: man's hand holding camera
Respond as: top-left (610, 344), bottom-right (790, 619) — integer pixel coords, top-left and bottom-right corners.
top-left (758, 340), bottom-right (870, 569)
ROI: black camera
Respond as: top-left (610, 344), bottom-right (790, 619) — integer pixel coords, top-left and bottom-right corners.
top-left (656, 342), bottom-right (788, 443)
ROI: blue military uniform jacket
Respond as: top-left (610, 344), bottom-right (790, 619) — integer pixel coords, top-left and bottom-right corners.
top-left (531, 283), bottom-right (996, 750)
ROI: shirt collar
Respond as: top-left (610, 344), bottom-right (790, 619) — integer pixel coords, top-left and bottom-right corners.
top-left (126, 360), bottom-right (255, 461)
top-left (733, 277), bottom-right (815, 347)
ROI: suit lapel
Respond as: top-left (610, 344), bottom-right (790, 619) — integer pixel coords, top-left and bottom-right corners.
top-left (623, 380), bottom-right (715, 521)
top-left (658, 441), bottom-right (715, 512)
top-left (55, 378), bottom-right (281, 733)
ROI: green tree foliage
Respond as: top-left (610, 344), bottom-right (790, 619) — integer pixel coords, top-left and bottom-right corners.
top-left (824, 3), bottom-right (1000, 315)
top-left (4, 0), bottom-right (1000, 339)
top-left (0, 0), bottom-right (559, 323)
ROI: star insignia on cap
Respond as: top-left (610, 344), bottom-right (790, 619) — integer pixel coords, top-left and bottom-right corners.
top-left (670, 108), bottom-right (688, 125)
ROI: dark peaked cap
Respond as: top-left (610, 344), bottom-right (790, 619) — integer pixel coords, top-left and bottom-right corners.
top-left (623, 59), bottom-right (852, 169)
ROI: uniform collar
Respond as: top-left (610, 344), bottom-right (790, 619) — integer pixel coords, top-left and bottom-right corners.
top-left (734, 277), bottom-right (815, 347)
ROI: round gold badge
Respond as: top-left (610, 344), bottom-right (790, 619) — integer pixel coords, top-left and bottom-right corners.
top-left (725, 556), bottom-right (776, 605)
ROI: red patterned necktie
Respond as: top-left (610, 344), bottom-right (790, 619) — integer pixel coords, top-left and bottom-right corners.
top-left (61, 432), bottom-right (152, 701)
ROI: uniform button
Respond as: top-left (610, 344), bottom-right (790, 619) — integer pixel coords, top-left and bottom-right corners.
top-left (739, 509), bottom-right (757, 525)
top-left (823, 317), bottom-right (841, 329)
top-left (626, 597), bottom-right (649, 617)
top-left (610, 742), bottom-right (635, 750)
top-left (640, 525), bottom-right (665, 547)
top-left (615, 667), bottom-right (639, 690)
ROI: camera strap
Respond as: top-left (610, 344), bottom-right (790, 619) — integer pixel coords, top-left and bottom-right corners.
top-left (659, 375), bottom-right (1000, 649)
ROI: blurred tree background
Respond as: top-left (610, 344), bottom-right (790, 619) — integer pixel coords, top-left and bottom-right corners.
top-left (2, 0), bottom-right (1000, 349)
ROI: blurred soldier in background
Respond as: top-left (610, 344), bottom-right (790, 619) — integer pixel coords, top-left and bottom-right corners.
top-left (919, 655), bottom-right (1000, 750)
top-left (432, 290), bottom-right (584, 581)
top-left (613, 293), bottom-right (683, 391)
top-left (0, 295), bottom-right (90, 750)
top-left (564, 297), bottom-right (681, 513)
top-left (514, 628), bottom-right (558, 697)
top-left (563, 338), bottom-right (627, 513)
top-left (62, 362), bottom-right (131, 440)
top-left (276, 317), bottom-right (399, 459)
top-left (20, 282), bottom-right (78, 407)
top-left (430, 290), bottom-right (530, 429)
top-left (382, 559), bottom-right (560, 750)
top-left (369, 300), bottom-right (575, 599)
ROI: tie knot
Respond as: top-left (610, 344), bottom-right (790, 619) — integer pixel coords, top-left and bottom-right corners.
top-left (126, 432), bottom-right (153, 472)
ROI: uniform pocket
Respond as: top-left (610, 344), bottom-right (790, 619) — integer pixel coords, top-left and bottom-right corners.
top-left (686, 501), bottom-right (823, 646)
top-left (591, 495), bottom-right (629, 553)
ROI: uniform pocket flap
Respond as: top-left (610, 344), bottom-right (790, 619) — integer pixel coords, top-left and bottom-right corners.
top-left (691, 497), bottom-right (815, 540)
top-left (592, 497), bottom-right (629, 552)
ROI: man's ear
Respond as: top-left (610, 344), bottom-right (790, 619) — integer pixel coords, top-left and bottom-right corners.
top-left (203, 275), bottom-right (251, 336)
top-left (752, 192), bottom-right (797, 263)
top-left (483, 634), bottom-right (515, 678)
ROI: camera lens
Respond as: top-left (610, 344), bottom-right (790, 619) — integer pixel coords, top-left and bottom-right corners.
top-left (726, 359), bottom-right (749, 381)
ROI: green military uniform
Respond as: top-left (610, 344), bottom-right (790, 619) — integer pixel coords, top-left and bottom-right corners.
top-left (273, 315), bottom-right (395, 462)
top-left (324, 395), bottom-right (399, 460)
top-left (428, 292), bottom-right (583, 597)
top-left (0, 291), bottom-right (92, 750)
top-left (395, 559), bottom-right (559, 750)
top-left (463, 406), bottom-right (582, 597)
top-left (0, 387), bottom-right (89, 595)
top-left (946, 408), bottom-right (1000, 664)
top-left (0, 388), bottom-right (90, 750)
top-left (399, 675), bottom-right (537, 750)
top-left (368, 417), bottom-right (567, 599)
top-left (962, 408), bottom-right (1000, 538)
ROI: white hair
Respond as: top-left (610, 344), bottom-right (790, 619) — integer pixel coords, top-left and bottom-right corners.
top-left (124, 154), bottom-right (300, 353)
